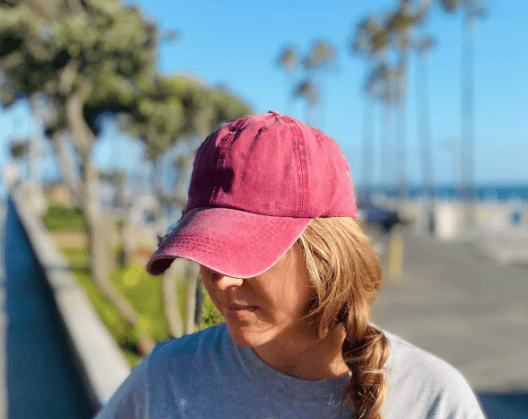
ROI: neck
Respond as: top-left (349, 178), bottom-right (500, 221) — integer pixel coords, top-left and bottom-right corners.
top-left (253, 325), bottom-right (348, 380)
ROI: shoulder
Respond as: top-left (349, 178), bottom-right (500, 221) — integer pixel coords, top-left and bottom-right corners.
top-left (148, 323), bottom-right (229, 373)
top-left (382, 331), bottom-right (485, 419)
top-left (94, 324), bottom-right (229, 419)
top-left (152, 323), bottom-right (228, 356)
top-left (383, 330), bottom-right (467, 385)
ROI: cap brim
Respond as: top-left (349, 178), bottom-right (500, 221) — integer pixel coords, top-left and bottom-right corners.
top-left (146, 207), bottom-right (311, 278)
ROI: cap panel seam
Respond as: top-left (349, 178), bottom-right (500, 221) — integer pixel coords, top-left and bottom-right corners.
top-left (212, 129), bottom-right (234, 200)
top-left (288, 120), bottom-right (304, 215)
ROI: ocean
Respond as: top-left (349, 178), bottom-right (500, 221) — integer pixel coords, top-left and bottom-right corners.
top-left (368, 185), bottom-right (528, 202)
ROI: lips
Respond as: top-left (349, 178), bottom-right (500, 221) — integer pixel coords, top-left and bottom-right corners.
top-left (225, 304), bottom-right (258, 320)
top-left (228, 303), bottom-right (257, 310)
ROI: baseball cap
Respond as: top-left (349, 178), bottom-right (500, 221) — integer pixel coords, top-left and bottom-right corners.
top-left (146, 111), bottom-right (357, 278)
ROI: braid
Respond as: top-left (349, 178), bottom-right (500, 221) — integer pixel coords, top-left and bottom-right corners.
top-left (343, 326), bottom-right (390, 419)
top-left (297, 217), bottom-right (390, 419)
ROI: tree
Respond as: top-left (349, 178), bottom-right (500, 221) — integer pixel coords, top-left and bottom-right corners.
top-left (350, 16), bottom-right (389, 202)
top-left (436, 0), bottom-right (486, 228)
top-left (293, 79), bottom-right (319, 127)
top-left (369, 63), bottom-right (402, 197)
top-left (0, 0), bottom-right (160, 353)
top-left (276, 40), bottom-right (337, 128)
top-left (276, 45), bottom-right (299, 116)
top-left (415, 36), bottom-right (436, 230)
top-left (302, 40), bottom-right (337, 129)
top-left (120, 73), bottom-right (251, 336)
top-left (1, 0), bottom-right (251, 347)
top-left (386, 1), bottom-right (424, 200)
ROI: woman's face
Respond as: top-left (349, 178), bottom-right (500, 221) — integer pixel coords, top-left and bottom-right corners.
top-left (200, 245), bottom-right (316, 352)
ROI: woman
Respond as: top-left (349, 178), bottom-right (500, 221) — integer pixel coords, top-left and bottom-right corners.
top-left (96, 112), bottom-right (484, 418)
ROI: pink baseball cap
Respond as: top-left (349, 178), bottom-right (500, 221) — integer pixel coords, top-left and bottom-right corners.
top-left (146, 111), bottom-right (357, 278)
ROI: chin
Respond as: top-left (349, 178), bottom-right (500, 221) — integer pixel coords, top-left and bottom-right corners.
top-left (225, 321), bottom-right (269, 348)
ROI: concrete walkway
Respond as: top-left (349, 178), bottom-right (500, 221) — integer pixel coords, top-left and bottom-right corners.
top-left (1, 202), bottom-right (7, 419)
top-left (2, 198), bottom-right (95, 418)
top-left (2, 195), bottom-right (527, 418)
top-left (368, 225), bottom-right (528, 417)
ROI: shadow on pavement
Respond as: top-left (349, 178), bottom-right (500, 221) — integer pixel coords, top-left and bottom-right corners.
top-left (477, 392), bottom-right (528, 419)
top-left (3, 198), bottom-right (95, 419)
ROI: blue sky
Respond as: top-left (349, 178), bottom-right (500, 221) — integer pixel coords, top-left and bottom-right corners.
top-left (1, 0), bottom-right (527, 197)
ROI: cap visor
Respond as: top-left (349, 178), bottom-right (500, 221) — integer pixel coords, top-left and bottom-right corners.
top-left (146, 207), bottom-right (311, 278)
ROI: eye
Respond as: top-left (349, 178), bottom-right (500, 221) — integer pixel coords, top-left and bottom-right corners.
top-left (210, 271), bottom-right (222, 281)
top-left (201, 266), bottom-right (222, 281)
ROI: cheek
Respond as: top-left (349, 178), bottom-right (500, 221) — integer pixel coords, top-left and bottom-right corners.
top-left (202, 282), bottom-right (219, 305)
top-left (288, 286), bottom-right (314, 317)
top-left (200, 277), bottom-right (221, 311)
top-left (264, 281), bottom-right (313, 320)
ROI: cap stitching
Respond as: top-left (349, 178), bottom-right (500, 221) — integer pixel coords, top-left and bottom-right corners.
top-left (160, 215), bottom-right (304, 261)
top-left (173, 217), bottom-right (281, 253)
top-left (288, 119), bottom-right (304, 215)
top-left (156, 226), bottom-right (278, 261)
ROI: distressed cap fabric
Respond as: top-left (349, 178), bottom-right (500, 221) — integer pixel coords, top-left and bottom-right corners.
top-left (146, 111), bottom-right (357, 278)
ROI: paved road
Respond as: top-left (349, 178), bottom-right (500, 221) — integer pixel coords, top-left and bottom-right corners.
top-left (367, 224), bottom-right (528, 418)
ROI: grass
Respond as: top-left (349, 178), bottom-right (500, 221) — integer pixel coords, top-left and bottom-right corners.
top-left (42, 204), bottom-right (87, 231)
top-left (43, 203), bottom-right (224, 366)
top-left (61, 244), bottom-right (223, 366)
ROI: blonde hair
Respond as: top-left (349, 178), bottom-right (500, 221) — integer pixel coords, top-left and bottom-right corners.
top-left (296, 217), bottom-right (390, 419)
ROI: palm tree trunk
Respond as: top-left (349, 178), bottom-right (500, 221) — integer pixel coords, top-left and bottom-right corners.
top-left (285, 72), bottom-right (294, 117)
top-left (380, 100), bottom-right (393, 196)
top-left (361, 96), bottom-right (375, 203)
top-left (461, 10), bottom-right (477, 229)
top-left (416, 47), bottom-right (435, 231)
top-left (396, 49), bottom-right (409, 203)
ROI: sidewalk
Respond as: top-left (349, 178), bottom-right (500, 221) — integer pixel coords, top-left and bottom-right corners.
top-left (2, 198), bottom-right (95, 418)
top-left (1, 188), bottom-right (131, 418)
top-left (468, 226), bottom-right (528, 267)
top-left (0, 203), bottom-right (7, 419)
top-left (369, 226), bottom-right (528, 392)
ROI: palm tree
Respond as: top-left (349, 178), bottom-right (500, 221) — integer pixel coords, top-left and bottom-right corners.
top-left (460, 1), bottom-right (486, 229)
top-left (437, 0), bottom-right (486, 229)
top-left (303, 40), bottom-right (337, 129)
top-left (276, 45), bottom-right (299, 116)
top-left (386, 1), bottom-right (423, 201)
top-left (377, 64), bottom-right (401, 197)
top-left (350, 16), bottom-right (389, 203)
top-left (293, 79), bottom-right (319, 127)
top-left (276, 41), bottom-right (337, 128)
top-left (364, 62), bottom-right (399, 200)
top-left (415, 36), bottom-right (436, 231)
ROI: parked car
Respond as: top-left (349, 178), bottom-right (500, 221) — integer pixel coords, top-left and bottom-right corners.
top-left (357, 202), bottom-right (406, 233)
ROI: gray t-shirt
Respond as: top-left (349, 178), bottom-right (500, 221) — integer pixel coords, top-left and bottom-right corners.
top-left (95, 324), bottom-right (485, 419)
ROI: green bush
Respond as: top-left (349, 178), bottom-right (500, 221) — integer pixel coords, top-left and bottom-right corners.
top-left (200, 292), bottom-right (225, 329)
top-left (60, 245), bottom-right (224, 367)
top-left (42, 204), bottom-right (87, 231)
top-left (112, 265), bottom-right (172, 343)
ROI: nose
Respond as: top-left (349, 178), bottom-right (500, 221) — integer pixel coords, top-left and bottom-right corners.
top-left (212, 275), bottom-right (244, 291)
top-left (200, 267), bottom-right (244, 290)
